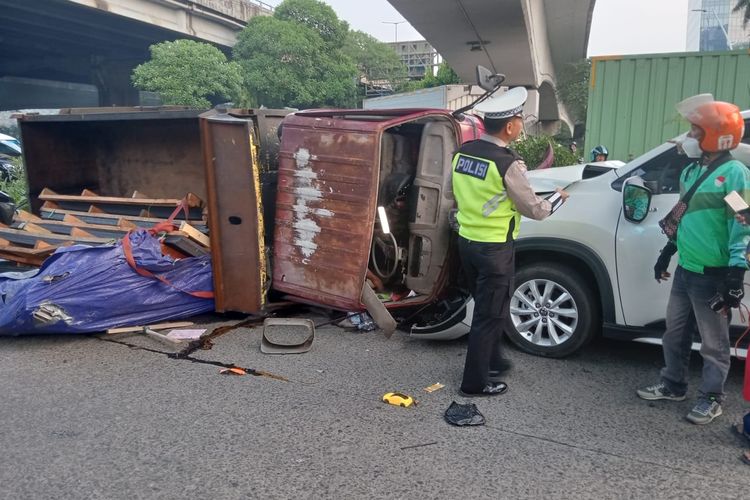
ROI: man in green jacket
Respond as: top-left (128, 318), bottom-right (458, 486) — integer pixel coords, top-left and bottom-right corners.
top-left (638, 95), bottom-right (749, 425)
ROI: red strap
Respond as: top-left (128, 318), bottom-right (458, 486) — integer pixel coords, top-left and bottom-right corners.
top-left (121, 199), bottom-right (214, 300)
top-left (148, 199), bottom-right (190, 236)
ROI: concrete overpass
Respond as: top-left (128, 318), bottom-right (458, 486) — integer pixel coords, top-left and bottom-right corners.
top-left (388, 0), bottom-right (596, 133)
top-left (0, 0), bottom-right (272, 110)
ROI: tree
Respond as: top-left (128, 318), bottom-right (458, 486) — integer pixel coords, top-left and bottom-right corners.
top-left (343, 30), bottom-right (408, 99)
top-left (513, 134), bottom-right (579, 169)
top-left (556, 59), bottom-right (590, 125)
top-left (233, 0), bottom-right (357, 108)
top-left (734, 0), bottom-right (750, 28)
top-left (274, 0), bottom-right (349, 46)
top-left (132, 39), bottom-right (242, 108)
top-left (402, 61), bottom-right (461, 91)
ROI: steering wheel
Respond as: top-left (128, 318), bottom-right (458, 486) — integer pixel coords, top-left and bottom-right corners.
top-left (371, 232), bottom-right (400, 280)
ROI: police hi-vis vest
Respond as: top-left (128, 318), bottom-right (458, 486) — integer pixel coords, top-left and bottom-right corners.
top-left (451, 140), bottom-right (521, 243)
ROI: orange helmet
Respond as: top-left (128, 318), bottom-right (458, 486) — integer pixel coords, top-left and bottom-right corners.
top-left (684, 101), bottom-right (744, 153)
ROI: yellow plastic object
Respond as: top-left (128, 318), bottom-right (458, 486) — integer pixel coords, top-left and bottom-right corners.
top-left (382, 392), bottom-right (415, 408)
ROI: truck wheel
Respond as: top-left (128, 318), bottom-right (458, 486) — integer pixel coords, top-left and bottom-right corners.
top-left (506, 263), bottom-right (599, 358)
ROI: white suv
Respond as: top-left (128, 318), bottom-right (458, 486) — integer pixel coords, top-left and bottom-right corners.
top-left (414, 111), bottom-right (750, 358)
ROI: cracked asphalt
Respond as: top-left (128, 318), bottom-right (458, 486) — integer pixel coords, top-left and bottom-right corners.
top-left (1, 315), bottom-right (749, 499)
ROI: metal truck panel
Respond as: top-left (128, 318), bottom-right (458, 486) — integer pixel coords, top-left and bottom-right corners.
top-left (200, 112), bottom-right (266, 314)
top-left (363, 85), bottom-right (484, 111)
top-left (16, 107), bottom-right (205, 213)
top-left (586, 50), bottom-right (750, 161)
top-left (272, 108), bottom-right (459, 311)
top-left (272, 115), bottom-right (380, 311)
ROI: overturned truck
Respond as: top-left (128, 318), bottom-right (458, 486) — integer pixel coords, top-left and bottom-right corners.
top-left (10, 69), bottom-right (510, 337)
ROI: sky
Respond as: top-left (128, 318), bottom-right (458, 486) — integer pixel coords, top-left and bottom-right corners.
top-left (264, 0), bottom-right (691, 57)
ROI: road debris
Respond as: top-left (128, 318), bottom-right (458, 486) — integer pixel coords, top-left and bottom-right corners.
top-left (261, 318), bottom-right (314, 354)
top-left (424, 383), bottom-right (445, 393)
top-left (444, 402), bottom-right (485, 426)
top-left (382, 392), bottom-right (416, 408)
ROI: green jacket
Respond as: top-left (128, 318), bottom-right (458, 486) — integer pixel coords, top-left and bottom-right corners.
top-left (676, 157), bottom-right (750, 273)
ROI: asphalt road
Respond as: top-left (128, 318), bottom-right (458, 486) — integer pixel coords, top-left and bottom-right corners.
top-left (1, 315), bottom-right (749, 500)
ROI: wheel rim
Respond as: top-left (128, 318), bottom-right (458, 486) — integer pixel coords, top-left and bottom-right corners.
top-left (510, 279), bottom-right (579, 347)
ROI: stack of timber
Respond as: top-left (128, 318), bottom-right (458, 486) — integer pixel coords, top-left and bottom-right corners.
top-left (0, 188), bottom-right (212, 268)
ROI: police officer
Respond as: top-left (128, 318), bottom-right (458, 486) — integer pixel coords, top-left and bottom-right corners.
top-left (452, 87), bottom-right (569, 396)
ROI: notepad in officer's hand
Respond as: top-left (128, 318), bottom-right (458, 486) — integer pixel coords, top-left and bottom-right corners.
top-left (545, 191), bottom-right (564, 214)
top-left (724, 190), bottom-right (750, 216)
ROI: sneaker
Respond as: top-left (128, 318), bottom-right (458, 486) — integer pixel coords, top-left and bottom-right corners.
top-left (459, 382), bottom-right (508, 397)
top-left (686, 397), bottom-right (722, 425)
top-left (636, 382), bottom-right (686, 401)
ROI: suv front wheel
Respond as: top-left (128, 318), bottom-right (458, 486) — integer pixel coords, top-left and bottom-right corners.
top-left (506, 263), bottom-right (599, 357)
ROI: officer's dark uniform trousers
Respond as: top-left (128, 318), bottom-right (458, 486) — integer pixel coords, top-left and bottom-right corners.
top-left (458, 236), bottom-right (514, 392)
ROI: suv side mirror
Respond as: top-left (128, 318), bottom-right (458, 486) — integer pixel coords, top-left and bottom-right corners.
top-left (622, 183), bottom-right (652, 223)
top-left (476, 66), bottom-right (505, 91)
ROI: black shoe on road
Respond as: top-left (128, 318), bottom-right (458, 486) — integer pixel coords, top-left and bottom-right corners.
top-left (459, 382), bottom-right (508, 397)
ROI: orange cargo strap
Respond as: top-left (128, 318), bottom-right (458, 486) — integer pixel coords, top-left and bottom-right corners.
top-left (121, 198), bottom-right (214, 300)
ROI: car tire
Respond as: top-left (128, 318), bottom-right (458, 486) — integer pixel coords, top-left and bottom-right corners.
top-left (506, 263), bottom-right (599, 358)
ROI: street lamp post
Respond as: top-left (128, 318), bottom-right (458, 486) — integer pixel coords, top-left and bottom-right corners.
top-left (692, 8), bottom-right (734, 50)
top-left (382, 21), bottom-right (405, 43)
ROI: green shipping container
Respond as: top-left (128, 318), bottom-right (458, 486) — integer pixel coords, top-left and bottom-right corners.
top-left (585, 50), bottom-right (750, 162)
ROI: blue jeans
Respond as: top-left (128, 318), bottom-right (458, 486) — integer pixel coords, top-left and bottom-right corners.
top-left (660, 266), bottom-right (731, 401)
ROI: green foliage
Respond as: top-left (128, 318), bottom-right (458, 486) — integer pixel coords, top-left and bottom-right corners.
top-left (0, 156), bottom-right (29, 209)
top-left (234, 14), bottom-right (356, 109)
top-left (734, 0), bottom-right (750, 28)
top-left (132, 39), bottom-right (243, 108)
top-left (343, 30), bottom-right (408, 101)
top-left (274, 0), bottom-right (349, 46)
top-left (513, 134), bottom-right (579, 169)
top-left (403, 61), bottom-right (461, 91)
top-left (556, 59), bottom-right (590, 124)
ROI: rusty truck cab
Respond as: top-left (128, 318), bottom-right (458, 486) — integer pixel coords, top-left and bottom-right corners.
top-left (272, 108), bottom-right (481, 316)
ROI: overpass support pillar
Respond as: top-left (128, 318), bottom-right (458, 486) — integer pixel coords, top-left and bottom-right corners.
top-left (92, 58), bottom-right (142, 107)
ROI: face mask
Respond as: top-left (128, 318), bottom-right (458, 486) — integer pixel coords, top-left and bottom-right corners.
top-left (680, 137), bottom-right (703, 158)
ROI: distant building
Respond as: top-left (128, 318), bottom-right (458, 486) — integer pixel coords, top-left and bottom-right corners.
top-left (687, 0), bottom-right (750, 51)
top-left (388, 40), bottom-right (440, 79)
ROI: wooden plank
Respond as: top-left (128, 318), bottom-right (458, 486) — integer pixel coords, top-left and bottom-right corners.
top-left (70, 227), bottom-right (95, 239)
top-left (164, 234), bottom-right (210, 257)
top-left (15, 210), bottom-right (42, 223)
top-left (0, 251), bottom-right (45, 267)
top-left (81, 189), bottom-right (98, 197)
top-left (34, 241), bottom-right (56, 251)
top-left (179, 222), bottom-right (210, 248)
top-left (28, 220), bottom-right (129, 239)
top-left (0, 227), bottom-right (113, 247)
top-left (131, 191), bottom-right (149, 199)
top-left (43, 200), bottom-right (204, 220)
top-left (105, 321), bottom-right (195, 335)
top-left (3, 243), bottom-right (57, 256)
top-left (62, 214), bottom-right (85, 225)
top-left (118, 218), bottom-right (137, 230)
top-left (39, 188), bottom-right (203, 208)
top-left (21, 222), bottom-right (53, 235)
top-left (41, 201), bottom-right (60, 210)
top-left (39, 208), bottom-right (207, 231)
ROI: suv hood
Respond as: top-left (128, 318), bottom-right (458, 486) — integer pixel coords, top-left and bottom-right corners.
top-left (527, 160), bottom-right (624, 194)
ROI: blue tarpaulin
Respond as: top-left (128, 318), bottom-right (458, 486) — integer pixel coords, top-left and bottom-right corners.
top-left (0, 230), bottom-right (214, 335)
